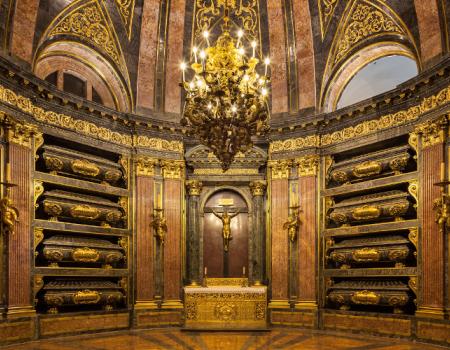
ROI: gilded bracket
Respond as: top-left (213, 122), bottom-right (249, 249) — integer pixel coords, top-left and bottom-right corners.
top-left (408, 227), bottom-right (418, 254)
top-left (34, 227), bottom-right (44, 258)
top-left (34, 181), bottom-right (44, 209)
top-left (34, 132), bottom-right (44, 161)
top-left (408, 181), bottom-right (418, 208)
top-left (34, 275), bottom-right (44, 303)
top-left (408, 276), bottom-right (418, 301)
top-left (0, 194), bottom-right (19, 236)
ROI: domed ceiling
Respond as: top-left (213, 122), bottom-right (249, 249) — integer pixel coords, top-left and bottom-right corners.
top-left (0, 0), bottom-right (448, 121)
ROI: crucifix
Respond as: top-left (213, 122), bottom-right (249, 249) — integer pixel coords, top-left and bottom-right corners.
top-left (212, 205), bottom-right (240, 252)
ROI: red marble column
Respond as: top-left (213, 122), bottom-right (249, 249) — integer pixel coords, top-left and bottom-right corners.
top-left (164, 0), bottom-right (186, 114)
top-left (161, 161), bottom-right (184, 308)
top-left (269, 161), bottom-right (290, 308)
top-left (414, 0), bottom-right (444, 65)
top-left (135, 157), bottom-right (157, 308)
top-left (293, 0), bottom-right (316, 109)
top-left (417, 141), bottom-right (445, 318)
top-left (6, 124), bottom-right (35, 318)
top-left (136, 0), bottom-right (160, 112)
top-left (296, 175), bottom-right (317, 309)
top-left (10, 0), bottom-right (39, 63)
top-left (267, 0), bottom-right (289, 114)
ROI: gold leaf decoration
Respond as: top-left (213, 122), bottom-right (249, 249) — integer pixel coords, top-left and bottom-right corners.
top-left (318, 0), bottom-right (340, 40)
top-left (0, 83), bottom-right (183, 153)
top-left (114, 0), bottom-right (135, 40)
top-left (329, 0), bottom-right (407, 66)
top-left (47, 0), bottom-right (125, 72)
top-left (194, 0), bottom-right (259, 42)
top-left (269, 85), bottom-right (450, 154)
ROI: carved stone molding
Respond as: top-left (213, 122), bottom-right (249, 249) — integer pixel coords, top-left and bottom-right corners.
top-left (414, 116), bottom-right (448, 149)
top-left (186, 180), bottom-right (203, 196)
top-left (296, 155), bottom-right (320, 177)
top-left (136, 156), bottom-right (158, 177)
top-left (249, 180), bottom-right (267, 196)
top-left (160, 160), bottom-right (185, 179)
top-left (268, 159), bottom-right (292, 180)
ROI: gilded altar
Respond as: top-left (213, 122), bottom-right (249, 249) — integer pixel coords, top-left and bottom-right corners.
top-left (184, 278), bottom-right (267, 330)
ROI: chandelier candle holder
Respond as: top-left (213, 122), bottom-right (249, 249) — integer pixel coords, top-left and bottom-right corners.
top-left (180, 6), bottom-right (271, 171)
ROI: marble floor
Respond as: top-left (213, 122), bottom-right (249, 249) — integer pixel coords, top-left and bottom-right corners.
top-left (1, 329), bottom-right (447, 350)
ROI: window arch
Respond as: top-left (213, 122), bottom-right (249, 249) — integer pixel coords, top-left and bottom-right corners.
top-left (321, 42), bottom-right (420, 112)
top-left (34, 41), bottom-right (132, 112)
top-left (336, 55), bottom-right (418, 110)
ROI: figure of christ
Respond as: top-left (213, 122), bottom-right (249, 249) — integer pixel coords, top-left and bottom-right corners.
top-left (212, 207), bottom-right (240, 252)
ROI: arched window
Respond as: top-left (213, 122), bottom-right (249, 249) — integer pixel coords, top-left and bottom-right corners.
top-left (35, 42), bottom-right (131, 112)
top-left (336, 55), bottom-right (418, 110)
top-left (321, 43), bottom-right (420, 112)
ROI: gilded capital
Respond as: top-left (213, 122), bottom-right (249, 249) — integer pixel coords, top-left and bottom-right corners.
top-left (296, 155), bottom-right (320, 177)
top-left (136, 156), bottom-right (158, 177)
top-left (160, 159), bottom-right (185, 179)
top-left (249, 180), bottom-right (267, 196)
top-left (186, 180), bottom-right (203, 196)
top-left (415, 116), bottom-right (448, 149)
top-left (268, 159), bottom-right (292, 179)
top-left (0, 113), bottom-right (37, 148)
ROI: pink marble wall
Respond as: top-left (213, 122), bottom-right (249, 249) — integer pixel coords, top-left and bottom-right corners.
top-left (267, 0), bottom-right (289, 114)
top-left (136, 0), bottom-right (160, 111)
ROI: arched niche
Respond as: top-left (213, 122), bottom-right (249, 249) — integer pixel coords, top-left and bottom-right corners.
top-left (201, 187), bottom-right (252, 278)
top-left (33, 41), bottom-right (132, 112)
top-left (321, 42), bottom-right (419, 112)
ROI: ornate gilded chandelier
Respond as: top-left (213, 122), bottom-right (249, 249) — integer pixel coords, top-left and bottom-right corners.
top-left (180, 4), bottom-right (270, 171)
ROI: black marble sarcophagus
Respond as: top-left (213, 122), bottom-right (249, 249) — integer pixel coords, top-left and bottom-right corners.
top-left (328, 145), bottom-right (412, 186)
top-left (42, 279), bottom-right (124, 314)
top-left (41, 235), bottom-right (125, 268)
top-left (41, 145), bottom-right (124, 186)
top-left (328, 235), bottom-right (414, 268)
top-left (327, 280), bottom-right (411, 313)
top-left (41, 190), bottom-right (125, 227)
top-left (328, 190), bottom-right (412, 227)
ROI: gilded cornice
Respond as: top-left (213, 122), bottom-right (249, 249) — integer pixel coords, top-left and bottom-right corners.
top-left (133, 135), bottom-right (183, 153)
top-left (249, 180), bottom-right (267, 196)
top-left (136, 156), bottom-right (158, 177)
top-left (268, 159), bottom-right (292, 180)
top-left (160, 160), bottom-right (185, 179)
top-left (186, 180), bottom-right (203, 196)
top-left (270, 135), bottom-right (320, 154)
top-left (269, 85), bottom-right (450, 155)
top-left (0, 113), bottom-right (38, 148)
top-left (114, 0), bottom-right (136, 40)
top-left (193, 168), bottom-right (259, 175)
top-left (414, 115), bottom-right (448, 149)
top-left (0, 83), bottom-right (183, 153)
top-left (296, 155), bottom-right (320, 177)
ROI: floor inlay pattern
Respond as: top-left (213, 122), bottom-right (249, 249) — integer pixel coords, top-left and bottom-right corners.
top-left (2, 329), bottom-right (446, 350)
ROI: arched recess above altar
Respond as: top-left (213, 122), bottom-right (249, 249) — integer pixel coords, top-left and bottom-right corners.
top-left (184, 145), bottom-right (268, 287)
